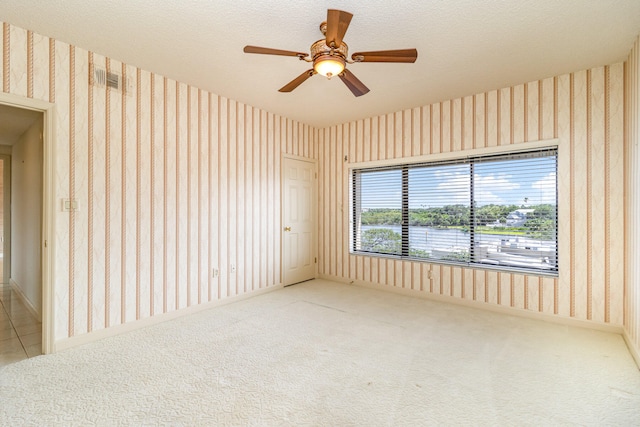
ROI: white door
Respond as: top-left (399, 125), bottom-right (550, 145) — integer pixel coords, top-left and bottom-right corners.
top-left (282, 156), bottom-right (316, 286)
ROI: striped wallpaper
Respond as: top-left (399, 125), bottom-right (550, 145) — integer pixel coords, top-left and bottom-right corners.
top-left (626, 35), bottom-right (640, 362)
top-left (0, 19), bottom-right (636, 347)
top-left (0, 22), bottom-right (317, 342)
top-left (318, 63), bottom-right (626, 326)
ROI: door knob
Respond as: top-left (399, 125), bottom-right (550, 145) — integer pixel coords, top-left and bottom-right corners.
top-left (284, 226), bottom-right (291, 232)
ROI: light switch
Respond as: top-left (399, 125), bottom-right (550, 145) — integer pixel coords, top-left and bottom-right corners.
top-left (62, 199), bottom-right (79, 212)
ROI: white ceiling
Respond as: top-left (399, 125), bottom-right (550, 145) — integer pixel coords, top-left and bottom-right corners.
top-left (1, 1), bottom-right (639, 128)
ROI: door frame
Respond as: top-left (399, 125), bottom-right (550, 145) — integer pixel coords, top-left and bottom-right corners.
top-left (281, 154), bottom-right (318, 286)
top-left (0, 92), bottom-right (55, 355)
top-left (0, 153), bottom-right (11, 285)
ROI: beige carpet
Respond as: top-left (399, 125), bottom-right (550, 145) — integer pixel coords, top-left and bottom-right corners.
top-left (1, 279), bottom-right (639, 425)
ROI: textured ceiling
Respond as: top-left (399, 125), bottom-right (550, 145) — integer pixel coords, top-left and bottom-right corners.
top-left (1, 0), bottom-right (639, 128)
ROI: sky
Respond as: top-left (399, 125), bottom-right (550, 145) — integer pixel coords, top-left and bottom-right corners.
top-left (359, 156), bottom-right (557, 209)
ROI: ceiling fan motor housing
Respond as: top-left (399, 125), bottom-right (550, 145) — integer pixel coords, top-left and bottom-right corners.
top-left (310, 39), bottom-right (348, 61)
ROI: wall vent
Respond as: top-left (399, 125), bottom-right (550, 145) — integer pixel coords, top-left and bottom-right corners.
top-left (92, 65), bottom-right (131, 95)
top-left (106, 71), bottom-right (120, 90)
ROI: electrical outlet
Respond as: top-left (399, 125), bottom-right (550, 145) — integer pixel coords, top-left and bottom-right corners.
top-left (212, 268), bottom-right (219, 278)
top-left (427, 270), bottom-right (433, 280)
top-left (230, 264), bottom-right (236, 273)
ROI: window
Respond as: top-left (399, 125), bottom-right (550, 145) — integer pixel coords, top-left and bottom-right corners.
top-left (352, 148), bottom-right (558, 275)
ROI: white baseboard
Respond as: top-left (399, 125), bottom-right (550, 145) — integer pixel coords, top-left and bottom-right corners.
top-left (9, 279), bottom-right (42, 322)
top-left (623, 329), bottom-right (640, 371)
top-left (318, 274), bottom-right (624, 335)
top-left (54, 283), bottom-right (283, 353)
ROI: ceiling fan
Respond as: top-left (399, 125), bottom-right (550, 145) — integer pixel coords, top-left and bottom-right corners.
top-left (243, 9), bottom-right (418, 97)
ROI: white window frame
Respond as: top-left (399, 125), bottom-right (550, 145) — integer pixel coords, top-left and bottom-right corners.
top-left (349, 140), bottom-right (559, 277)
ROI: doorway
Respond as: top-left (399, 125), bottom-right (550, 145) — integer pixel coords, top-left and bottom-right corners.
top-left (282, 155), bottom-right (317, 286)
top-left (0, 93), bottom-right (54, 359)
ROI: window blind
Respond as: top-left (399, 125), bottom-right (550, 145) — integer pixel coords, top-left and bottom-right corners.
top-left (351, 148), bottom-right (558, 275)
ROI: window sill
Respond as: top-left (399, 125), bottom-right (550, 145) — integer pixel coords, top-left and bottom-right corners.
top-left (350, 250), bottom-right (559, 278)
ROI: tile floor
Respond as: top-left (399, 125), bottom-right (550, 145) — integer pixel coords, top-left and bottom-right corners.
top-left (0, 282), bottom-right (42, 367)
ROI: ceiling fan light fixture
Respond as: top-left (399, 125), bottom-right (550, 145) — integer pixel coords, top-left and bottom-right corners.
top-left (313, 55), bottom-right (345, 79)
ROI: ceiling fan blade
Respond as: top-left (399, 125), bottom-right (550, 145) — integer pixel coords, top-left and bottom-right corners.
top-left (351, 49), bottom-right (418, 63)
top-left (244, 45), bottom-right (308, 58)
top-left (279, 69), bottom-right (316, 92)
top-left (325, 9), bottom-right (353, 48)
top-left (339, 69), bottom-right (370, 97)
